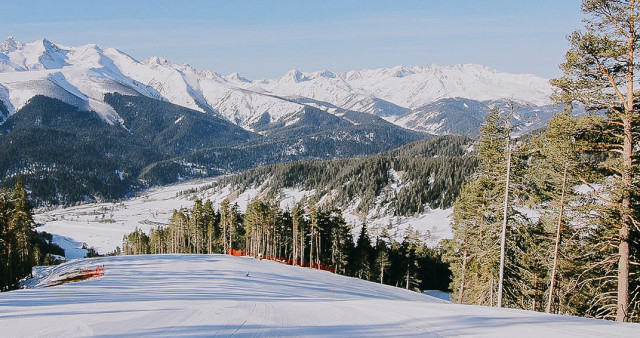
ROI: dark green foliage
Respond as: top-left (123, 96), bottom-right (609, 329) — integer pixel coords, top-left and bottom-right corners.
top-left (0, 96), bottom-right (157, 205)
top-left (446, 108), bottom-right (640, 320)
top-left (193, 135), bottom-right (476, 217)
top-left (0, 178), bottom-right (64, 291)
top-left (550, 1), bottom-right (639, 321)
top-left (445, 106), bottom-right (527, 308)
top-left (384, 134), bottom-right (470, 158)
top-left (350, 223), bottom-right (373, 279)
top-left (31, 231), bottom-right (65, 258)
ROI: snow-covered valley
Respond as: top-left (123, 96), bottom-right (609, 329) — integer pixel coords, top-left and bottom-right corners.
top-left (2, 254), bottom-right (639, 337)
top-left (35, 177), bottom-right (453, 258)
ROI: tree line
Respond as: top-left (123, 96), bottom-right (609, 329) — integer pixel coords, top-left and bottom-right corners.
top-left (122, 198), bottom-right (450, 292)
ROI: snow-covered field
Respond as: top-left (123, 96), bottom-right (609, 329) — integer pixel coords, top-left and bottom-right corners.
top-left (35, 179), bottom-right (216, 258)
top-left (35, 178), bottom-right (453, 258)
top-left (2, 254), bottom-right (638, 337)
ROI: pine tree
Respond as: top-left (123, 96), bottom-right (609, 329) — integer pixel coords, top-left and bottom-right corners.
top-left (352, 223), bottom-right (373, 279)
top-left (11, 179), bottom-right (36, 286)
top-left (445, 178), bottom-right (498, 304)
top-left (374, 241), bottom-right (388, 284)
top-left (527, 113), bottom-right (584, 313)
top-left (292, 203), bottom-right (304, 265)
top-left (202, 199), bottom-right (219, 254)
top-left (446, 106), bottom-right (526, 307)
top-left (220, 199), bottom-right (231, 254)
top-left (0, 188), bottom-right (12, 290)
top-left (552, 0), bottom-right (639, 321)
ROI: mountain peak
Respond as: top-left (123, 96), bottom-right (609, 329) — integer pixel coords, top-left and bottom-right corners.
top-left (282, 69), bottom-right (308, 83)
top-left (315, 70), bottom-right (336, 79)
top-left (144, 56), bottom-right (172, 66)
top-left (389, 65), bottom-right (413, 78)
top-left (227, 72), bottom-right (250, 83)
top-left (39, 38), bottom-right (62, 53)
top-left (448, 63), bottom-right (499, 74)
top-left (1, 36), bottom-right (23, 53)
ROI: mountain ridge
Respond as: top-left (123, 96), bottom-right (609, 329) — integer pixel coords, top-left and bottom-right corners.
top-left (0, 37), bottom-right (555, 133)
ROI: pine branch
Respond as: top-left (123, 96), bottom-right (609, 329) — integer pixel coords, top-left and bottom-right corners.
top-left (577, 175), bottom-right (616, 204)
top-left (592, 55), bottom-right (630, 110)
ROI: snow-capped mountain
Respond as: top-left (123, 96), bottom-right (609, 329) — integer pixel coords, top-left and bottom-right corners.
top-left (0, 37), bottom-right (305, 128)
top-left (254, 64), bottom-right (552, 113)
top-left (0, 37), bottom-right (555, 133)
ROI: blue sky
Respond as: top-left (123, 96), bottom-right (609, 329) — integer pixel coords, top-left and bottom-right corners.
top-left (1, 0), bottom-right (583, 79)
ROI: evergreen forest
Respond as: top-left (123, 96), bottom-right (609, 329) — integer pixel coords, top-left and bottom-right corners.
top-left (180, 134), bottom-right (477, 217)
top-left (121, 198), bottom-right (451, 292)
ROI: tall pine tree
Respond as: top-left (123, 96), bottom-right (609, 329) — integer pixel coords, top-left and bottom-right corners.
top-left (552, 0), bottom-right (639, 321)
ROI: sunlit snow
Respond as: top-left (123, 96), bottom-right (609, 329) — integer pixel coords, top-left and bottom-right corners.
top-left (2, 254), bottom-right (638, 337)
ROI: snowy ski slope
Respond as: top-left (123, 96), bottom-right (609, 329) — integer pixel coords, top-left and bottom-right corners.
top-left (2, 254), bottom-right (639, 337)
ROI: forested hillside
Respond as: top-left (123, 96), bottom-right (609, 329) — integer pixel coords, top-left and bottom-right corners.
top-left (180, 135), bottom-right (476, 217)
top-left (0, 94), bottom-right (425, 206)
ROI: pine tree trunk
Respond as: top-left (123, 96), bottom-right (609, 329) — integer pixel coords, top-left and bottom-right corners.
top-left (547, 164), bottom-right (568, 313)
top-left (317, 234), bottom-right (321, 268)
top-left (406, 265), bottom-right (410, 290)
top-left (310, 228), bottom-right (314, 268)
top-left (223, 217), bottom-right (227, 254)
top-left (532, 274), bottom-right (538, 312)
top-left (293, 217), bottom-right (298, 265)
top-left (300, 227), bottom-right (304, 266)
top-left (615, 19), bottom-right (635, 321)
top-left (490, 278), bottom-right (494, 307)
top-left (497, 141), bottom-right (512, 308)
top-left (617, 113), bottom-right (632, 322)
top-left (458, 248), bottom-right (469, 303)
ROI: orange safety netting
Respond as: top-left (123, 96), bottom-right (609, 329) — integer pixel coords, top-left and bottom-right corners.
top-left (228, 249), bottom-right (336, 273)
top-left (84, 265), bottom-right (105, 279)
top-left (46, 264), bottom-right (105, 287)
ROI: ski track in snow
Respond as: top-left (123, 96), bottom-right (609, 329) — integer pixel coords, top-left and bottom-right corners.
top-left (1, 254), bottom-right (639, 337)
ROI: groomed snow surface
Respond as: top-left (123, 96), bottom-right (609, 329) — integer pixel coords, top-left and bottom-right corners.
top-left (2, 254), bottom-right (639, 337)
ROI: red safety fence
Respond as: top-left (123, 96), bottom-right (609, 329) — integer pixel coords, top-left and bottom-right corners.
top-left (46, 264), bottom-right (105, 287)
top-left (228, 249), bottom-right (336, 273)
top-left (84, 265), bottom-right (105, 279)
top-left (229, 248), bottom-right (247, 257)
